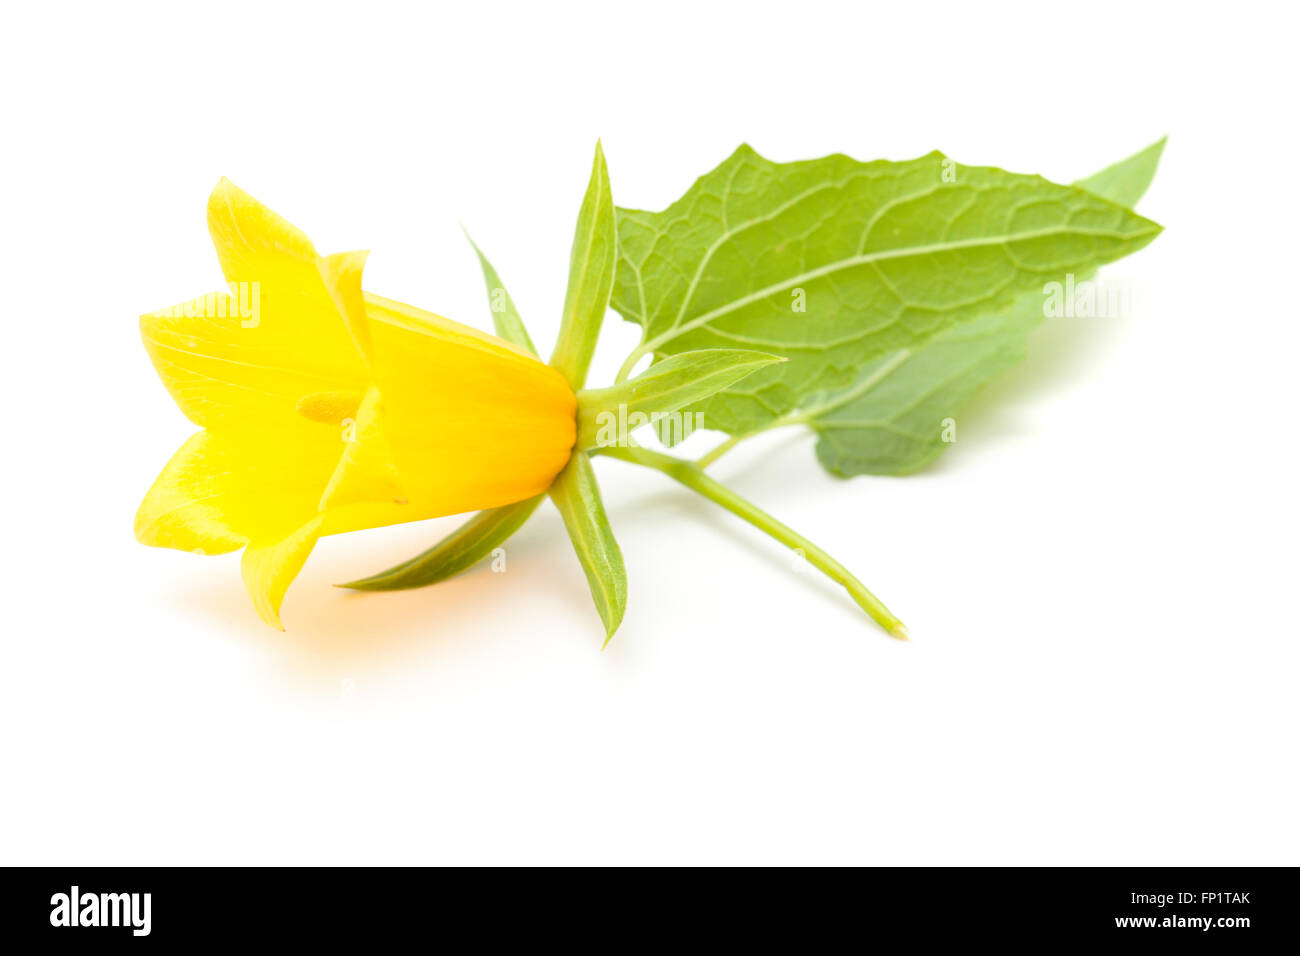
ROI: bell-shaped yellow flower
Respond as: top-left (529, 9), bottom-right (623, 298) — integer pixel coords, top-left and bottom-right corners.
top-left (135, 180), bottom-right (576, 627)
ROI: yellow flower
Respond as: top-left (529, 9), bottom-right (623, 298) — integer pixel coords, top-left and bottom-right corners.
top-left (135, 180), bottom-right (576, 628)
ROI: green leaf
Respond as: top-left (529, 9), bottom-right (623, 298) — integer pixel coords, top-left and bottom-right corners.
top-left (337, 496), bottom-right (544, 591)
top-left (549, 453), bottom-right (627, 644)
top-left (1075, 137), bottom-right (1167, 209)
top-left (463, 230), bottom-right (537, 354)
top-left (808, 138), bottom-right (1167, 476)
top-left (612, 145), bottom-right (1162, 440)
top-left (550, 141), bottom-right (616, 388)
top-left (576, 349), bottom-right (784, 449)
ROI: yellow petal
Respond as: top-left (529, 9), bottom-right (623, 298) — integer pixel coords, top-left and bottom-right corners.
top-left (139, 181), bottom-right (369, 429)
top-left (139, 295), bottom-right (365, 429)
top-left (241, 515), bottom-right (325, 630)
top-left (134, 426), bottom-right (343, 554)
top-left (364, 290), bottom-right (541, 362)
top-left (318, 250), bottom-right (373, 363)
top-left (140, 181), bottom-right (582, 629)
top-left (364, 295), bottom-right (577, 513)
top-left (205, 180), bottom-right (364, 385)
top-left (317, 387), bottom-right (404, 512)
top-left (207, 177), bottom-right (318, 287)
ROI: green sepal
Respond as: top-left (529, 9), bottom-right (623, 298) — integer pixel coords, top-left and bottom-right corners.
top-left (549, 141), bottom-right (616, 388)
top-left (548, 453), bottom-right (627, 645)
top-left (576, 348), bottom-right (784, 450)
top-left (463, 229), bottom-right (538, 354)
top-left (338, 496), bottom-right (544, 591)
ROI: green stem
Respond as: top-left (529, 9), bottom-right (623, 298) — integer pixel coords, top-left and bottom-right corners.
top-left (598, 445), bottom-right (908, 640)
top-left (614, 346), bottom-right (647, 384)
top-left (694, 351), bottom-right (915, 469)
top-left (695, 434), bottom-right (742, 468)
top-left (694, 411), bottom-right (809, 469)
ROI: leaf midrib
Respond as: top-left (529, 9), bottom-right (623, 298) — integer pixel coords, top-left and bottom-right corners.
top-left (638, 222), bottom-right (1152, 356)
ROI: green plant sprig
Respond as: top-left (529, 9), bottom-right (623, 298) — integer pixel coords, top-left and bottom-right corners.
top-left (344, 138), bottom-right (1166, 644)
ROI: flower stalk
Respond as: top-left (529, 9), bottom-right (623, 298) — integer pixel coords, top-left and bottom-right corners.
top-left (596, 444), bottom-right (908, 639)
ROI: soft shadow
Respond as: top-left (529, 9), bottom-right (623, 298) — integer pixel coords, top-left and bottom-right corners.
top-left (929, 314), bottom-right (1130, 473)
top-left (167, 514), bottom-right (595, 690)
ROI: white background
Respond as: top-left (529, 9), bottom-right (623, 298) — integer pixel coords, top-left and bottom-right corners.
top-left (2, 1), bottom-right (1296, 865)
